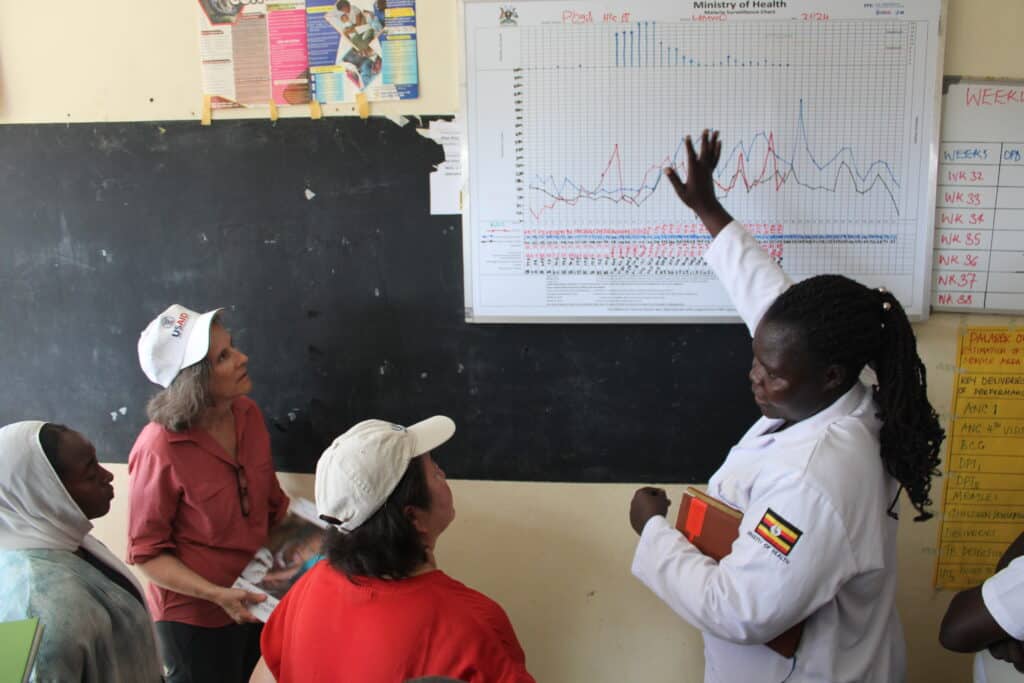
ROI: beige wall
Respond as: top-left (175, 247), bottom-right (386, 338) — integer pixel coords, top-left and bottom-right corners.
top-left (2, 1), bottom-right (1022, 681)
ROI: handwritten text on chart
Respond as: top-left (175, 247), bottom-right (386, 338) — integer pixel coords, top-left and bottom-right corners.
top-left (964, 87), bottom-right (1024, 108)
top-left (932, 140), bottom-right (1024, 312)
top-left (559, 2), bottom-right (794, 24)
top-left (935, 328), bottom-right (1024, 590)
top-left (561, 10), bottom-right (632, 23)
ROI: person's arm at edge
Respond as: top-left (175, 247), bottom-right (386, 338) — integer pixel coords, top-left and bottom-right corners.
top-left (997, 530), bottom-right (1024, 572)
top-left (249, 657), bottom-right (276, 683)
top-left (940, 531), bottom-right (1024, 653)
top-left (939, 585), bottom-right (1009, 652)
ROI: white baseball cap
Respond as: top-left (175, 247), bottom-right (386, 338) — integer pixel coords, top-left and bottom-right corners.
top-left (315, 416), bottom-right (456, 532)
top-left (137, 304), bottom-right (223, 387)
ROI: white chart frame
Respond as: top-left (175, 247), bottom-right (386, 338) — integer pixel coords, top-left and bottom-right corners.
top-left (932, 77), bottom-right (1024, 315)
top-left (460, 0), bottom-right (946, 323)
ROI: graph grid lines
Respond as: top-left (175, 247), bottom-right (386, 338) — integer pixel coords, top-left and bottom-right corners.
top-left (516, 20), bottom-right (923, 277)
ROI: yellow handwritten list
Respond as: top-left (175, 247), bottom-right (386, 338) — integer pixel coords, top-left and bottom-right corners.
top-left (936, 326), bottom-right (1024, 589)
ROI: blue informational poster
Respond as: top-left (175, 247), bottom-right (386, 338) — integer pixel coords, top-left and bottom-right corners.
top-left (307, 0), bottom-right (419, 103)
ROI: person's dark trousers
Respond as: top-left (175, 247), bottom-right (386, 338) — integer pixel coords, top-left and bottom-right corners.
top-left (155, 621), bottom-right (262, 683)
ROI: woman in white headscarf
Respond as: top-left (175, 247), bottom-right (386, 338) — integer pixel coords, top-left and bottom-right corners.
top-left (0, 421), bottom-right (162, 682)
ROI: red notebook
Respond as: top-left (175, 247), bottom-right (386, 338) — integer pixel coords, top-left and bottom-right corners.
top-left (675, 486), bottom-right (805, 659)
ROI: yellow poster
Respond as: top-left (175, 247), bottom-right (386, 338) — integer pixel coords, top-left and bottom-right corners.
top-left (936, 326), bottom-right (1024, 589)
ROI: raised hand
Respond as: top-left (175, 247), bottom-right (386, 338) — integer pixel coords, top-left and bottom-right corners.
top-left (663, 129), bottom-right (733, 236)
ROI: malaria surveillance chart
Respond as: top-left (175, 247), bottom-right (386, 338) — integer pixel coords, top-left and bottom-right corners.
top-left (462, 0), bottom-right (943, 321)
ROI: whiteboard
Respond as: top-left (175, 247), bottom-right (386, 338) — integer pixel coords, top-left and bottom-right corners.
top-left (932, 79), bottom-right (1024, 314)
top-left (460, 0), bottom-right (945, 322)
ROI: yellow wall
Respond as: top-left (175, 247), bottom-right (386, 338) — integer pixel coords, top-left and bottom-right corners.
top-left (1, 1), bottom-right (1021, 681)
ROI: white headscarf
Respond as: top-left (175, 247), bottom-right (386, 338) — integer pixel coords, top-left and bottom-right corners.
top-left (0, 420), bottom-right (155, 647)
top-left (0, 420), bottom-right (93, 551)
top-left (0, 421), bottom-right (145, 595)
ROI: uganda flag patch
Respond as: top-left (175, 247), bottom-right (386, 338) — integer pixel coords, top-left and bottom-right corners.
top-left (755, 508), bottom-right (803, 556)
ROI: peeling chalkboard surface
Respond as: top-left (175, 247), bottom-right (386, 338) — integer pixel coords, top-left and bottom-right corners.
top-left (0, 117), bottom-right (758, 481)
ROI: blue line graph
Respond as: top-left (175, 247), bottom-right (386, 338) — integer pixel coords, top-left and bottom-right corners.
top-left (528, 99), bottom-right (903, 220)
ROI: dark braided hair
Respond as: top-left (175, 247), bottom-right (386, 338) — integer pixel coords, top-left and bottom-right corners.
top-left (762, 275), bottom-right (944, 521)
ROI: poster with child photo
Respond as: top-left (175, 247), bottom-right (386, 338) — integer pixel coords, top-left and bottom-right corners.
top-left (233, 498), bottom-right (327, 622)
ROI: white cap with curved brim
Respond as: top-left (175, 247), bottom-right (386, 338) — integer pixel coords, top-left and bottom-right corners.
top-left (137, 304), bottom-right (223, 387)
top-left (315, 416), bottom-right (456, 532)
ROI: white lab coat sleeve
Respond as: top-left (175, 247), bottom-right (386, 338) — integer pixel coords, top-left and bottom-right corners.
top-left (632, 478), bottom-right (859, 644)
top-left (703, 221), bottom-right (793, 336)
top-left (982, 556), bottom-right (1024, 640)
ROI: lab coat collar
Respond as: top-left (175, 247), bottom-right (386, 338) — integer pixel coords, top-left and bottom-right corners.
top-left (738, 382), bottom-right (872, 450)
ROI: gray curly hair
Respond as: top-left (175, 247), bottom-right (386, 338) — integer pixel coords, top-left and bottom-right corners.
top-left (146, 359), bottom-right (213, 432)
top-left (146, 311), bottom-right (223, 432)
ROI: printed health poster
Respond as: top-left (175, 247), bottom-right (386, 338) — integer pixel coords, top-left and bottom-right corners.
top-left (198, 0), bottom-right (310, 108)
top-left (307, 0), bottom-right (419, 104)
top-left (935, 327), bottom-right (1024, 590)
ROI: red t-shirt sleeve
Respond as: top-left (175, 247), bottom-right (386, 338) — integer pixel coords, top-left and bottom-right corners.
top-left (488, 615), bottom-right (534, 681)
top-left (260, 577), bottom-right (294, 678)
top-left (494, 606), bottom-right (527, 662)
top-left (462, 590), bottom-right (535, 683)
top-left (126, 447), bottom-right (182, 564)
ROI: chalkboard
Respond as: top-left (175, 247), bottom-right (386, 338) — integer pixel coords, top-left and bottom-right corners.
top-left (0, 118), bottom-right (759, 481)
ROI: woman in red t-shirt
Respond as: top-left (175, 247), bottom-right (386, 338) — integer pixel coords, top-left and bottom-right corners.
top-left (251, 416), bottom-right (535, 683)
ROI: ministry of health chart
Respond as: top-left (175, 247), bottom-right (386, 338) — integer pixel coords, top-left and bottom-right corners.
top-left (462, 0), bottom-right (944, 321)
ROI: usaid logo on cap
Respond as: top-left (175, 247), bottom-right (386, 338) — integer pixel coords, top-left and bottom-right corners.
top-left (166, 311), bottom-right (190, 338)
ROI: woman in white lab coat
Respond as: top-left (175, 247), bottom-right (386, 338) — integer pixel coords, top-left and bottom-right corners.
top-left (628, 130), bottom-right (945, 683)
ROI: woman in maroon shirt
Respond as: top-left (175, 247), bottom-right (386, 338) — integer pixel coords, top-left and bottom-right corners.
top-left (127, 304), bottom-right (289, 683)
